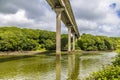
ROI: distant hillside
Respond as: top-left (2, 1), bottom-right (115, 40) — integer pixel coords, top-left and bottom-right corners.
top-left (0, 26), bottom-right (119, 52)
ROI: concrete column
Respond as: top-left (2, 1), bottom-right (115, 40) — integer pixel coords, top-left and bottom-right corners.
top-left (55, 8), bottom-right (64, 54)
top-left (75, 37), bottom-right (78, 42)
top-left (72, 33), bottom-right (75, 51)
top-left (68, 26), bottom-right (72, 52)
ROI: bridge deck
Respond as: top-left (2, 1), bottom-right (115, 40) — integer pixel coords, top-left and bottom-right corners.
top-left (46, 0), bottom-right (80, 38)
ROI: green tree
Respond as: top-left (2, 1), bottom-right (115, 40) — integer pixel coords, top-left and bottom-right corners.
top-left (77, 34), bottom-right (117, 51)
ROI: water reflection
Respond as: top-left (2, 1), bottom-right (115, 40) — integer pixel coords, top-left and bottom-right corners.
top-left (56, 55), bottom-right (61, 80)
top-left (56, 54), bottom-right (80, 80)
top-left (68, 54), bottom-right (72, 80)
top-left (56, 52), bottom-right (117, 80)
top-left (0, 52), bottom-right (117, 80)
top-left (68, 54), bottom-right (80, 80)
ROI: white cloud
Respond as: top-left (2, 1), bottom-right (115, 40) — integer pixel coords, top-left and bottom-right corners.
top-left (100, 25), bottom-right (112, 33)
top-left (77, 19), bottom-right (97, 30)
top-left (0, 0), bottom-right (120, 36)
top-left (0, 9), bottom-right (34, 25)
top-left (70, 0), bottom-right (120, 36)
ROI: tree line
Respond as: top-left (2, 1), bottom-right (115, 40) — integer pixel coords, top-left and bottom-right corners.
top-left (0, 26), bottom-right (68, 51)
top-left (77, 33), bottom-right (117, 51)
top-left (0, 26), bottom-right (119, 51)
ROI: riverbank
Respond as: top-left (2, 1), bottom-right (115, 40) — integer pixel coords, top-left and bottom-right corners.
top-left (82, 50), bottom-right (114, 53)
top-left (0, 50), bottom-right (116, 56)
top-left (0, 50), bottom-right (82, 56)
top-left (0, 51), bottom-right (46, 56)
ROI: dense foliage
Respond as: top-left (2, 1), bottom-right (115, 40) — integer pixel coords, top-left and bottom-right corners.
top-left (87, 39), bottom-right (120, 80)
top-left (77, 34), bottom-right (117, 51)
top-left (0, 26), bottom-right (68, 51)
top-left (87, 54), bottom-right (120, 80)
top-left (116, 39), bottom-right (120, 53)
top-left (87, 65), bottom-right (120, 80)
top-left (0, 27), bottom-right (118, 52)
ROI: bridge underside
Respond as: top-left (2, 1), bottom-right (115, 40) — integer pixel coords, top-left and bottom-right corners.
top-left (46, 0), bottom-right (80, 54)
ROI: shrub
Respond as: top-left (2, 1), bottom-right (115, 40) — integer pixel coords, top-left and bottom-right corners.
top-left (87, 66), bottom-right (120, 80)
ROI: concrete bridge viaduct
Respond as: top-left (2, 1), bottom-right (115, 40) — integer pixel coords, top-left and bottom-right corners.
top-left (46, 0), bottom-right (80, 54)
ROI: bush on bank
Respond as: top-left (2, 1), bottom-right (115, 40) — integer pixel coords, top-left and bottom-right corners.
top-left (87, 48), bottom-right (120, 80)
top-left (87, 65), bottom-right (120, 80)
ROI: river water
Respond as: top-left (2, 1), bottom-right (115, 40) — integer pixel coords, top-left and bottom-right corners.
top-left (0, 52), bottom-right (117, 80)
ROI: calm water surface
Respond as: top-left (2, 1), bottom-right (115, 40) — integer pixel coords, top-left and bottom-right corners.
top-left (0, 52), bottom-right (117, 80)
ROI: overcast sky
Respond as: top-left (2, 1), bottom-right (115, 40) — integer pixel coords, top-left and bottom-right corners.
top-left (0, 0), bottom-right (120, 37)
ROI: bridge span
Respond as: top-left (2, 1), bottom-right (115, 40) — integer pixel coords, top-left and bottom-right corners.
top-left (46, 0), bottom-right (80, 54)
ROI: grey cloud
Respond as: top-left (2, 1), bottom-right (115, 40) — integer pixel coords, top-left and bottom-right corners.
top-left (70, 0), bottom-right (120, 37)
top-left (0, 0), bottom-right (49, 21)
top-left (0, 0), bottom-right (18, 14)
top-left (71, 0), bottom-right (106, 20)
top-left (75, 9), bottom-right (106, 20)
top-left (0, 0), bottom-right (120, 37)
top-left (0, 0), bottom-right (57, 32)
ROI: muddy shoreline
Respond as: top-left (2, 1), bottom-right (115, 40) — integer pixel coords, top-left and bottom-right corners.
top-left (0, 51), bottom-right (46, 56)
top-left (0, 50), bottom-right (112, 56)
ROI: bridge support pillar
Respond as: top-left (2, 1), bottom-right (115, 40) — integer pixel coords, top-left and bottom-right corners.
top-left (68, 26), bottom-right (72, 52)
top-left (55, 8), bottom-right (64, 55)
top-left (72, 33), bottom-right (75, 51)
